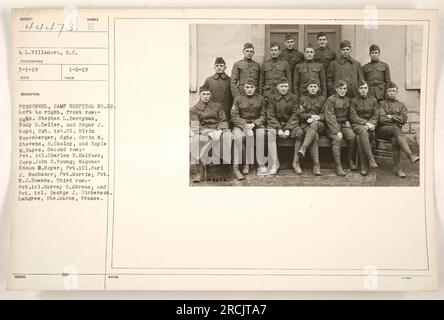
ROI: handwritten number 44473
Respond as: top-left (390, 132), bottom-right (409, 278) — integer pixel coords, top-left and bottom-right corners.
top-left (23, 22), bottom-right (74, 36)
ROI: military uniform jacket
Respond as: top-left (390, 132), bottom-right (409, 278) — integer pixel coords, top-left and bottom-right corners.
top-left (266, 92), bottom-right (300, 131)
top-left (259, 58), bottom-right (292, 96)
top-left (314, 46), bottom-right (337, 71)
top-left (293, 60), bottom-right (327, 100)
top-left (299, 94), bottom-right (326, 128)
top-left (190, 100), bottom-right (229, 133)
top-left (326, 56), bottom-right (364, 97)
top-left (203, 72), bottom-right (233, 121)
top-left (349, 96), bottom-right (379, 130)
top-left (279, 48), bottom-right (305, 79)
top-left (230, 58), bottom-right (260, 97)
top-left (324, 93), bottom-right (352, 134)
top-left (362, 60), bottom-right (391, 100)
top-left (378, 98), bottom-right (408, 127)
top-left (231, 93), bottom-right (266, 129)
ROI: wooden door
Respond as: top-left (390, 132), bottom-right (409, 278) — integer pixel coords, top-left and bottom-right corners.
top-left (304, 24), bottom-right (341, 55)
top-left (266, 24), bottom-right (341, 57)
top-left (266, 24), bottom-right (303, 55)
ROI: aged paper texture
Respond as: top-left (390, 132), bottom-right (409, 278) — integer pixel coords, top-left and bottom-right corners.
top-left (7, 8), bottom-right (438, 290)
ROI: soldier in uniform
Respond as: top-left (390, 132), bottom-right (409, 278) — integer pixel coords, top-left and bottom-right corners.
top-left (324, 80), bottom-right (357, 176)
top-left (231, 79), bottom-right (267, 180)
top-left (266, 77), bottom-right (303, 175)
top-left (260, 42), bottom-right (292, 100)
top-left (230, 42), bottom-right (260, 97)
top-left (326, 40), bottom-right (364, 98)
top-left (376, 81), bottom-right (419, 178)
top-left (203, 57), bottom-right (233, 124)
top-left (190, 84), bottom-right (231, 183)
top-left (362, 44), bottom-right (392, 102)
top-left (297, 79), bottom-right (326, 176)
top-left (279, 33), bottom-right (305, 86)
top-left (350, 80), bottom-right (379, 176)
top-left (293, 43), bottom-right (327, 102)
top-left (314, 32), bottom-right (337, 71)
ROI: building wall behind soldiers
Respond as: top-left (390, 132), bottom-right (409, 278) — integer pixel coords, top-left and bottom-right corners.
top-left (341, 25), bottom-right (421, 111)
top-left (340, 25), bottom-right (422, 145)
top-left (189, 24), bottom-right (265, 106)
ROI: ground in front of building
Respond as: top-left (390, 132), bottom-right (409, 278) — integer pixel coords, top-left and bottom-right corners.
top-left (189, 148), bottom-right (419, 187)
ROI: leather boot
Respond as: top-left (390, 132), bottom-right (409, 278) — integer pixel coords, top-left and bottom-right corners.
top-left (309, 140), bottom-right (321, 176)
top-left (395, 167), bottom-right (406, 178)
top-left (268, 160), bottom-right (280, 175)
top-left (233, 165), bottom-right (245, 181)
top-left (293, 162), bottom-right (303, 175)
top-left (368, 156), bottom-right (378, 168)
top-left (356, 138), bottom-right (368, 176)
top-left (392, 146), bottom-right (406, 178)
top-left (360, 133), bottom-right (378, 168)
top-left (409, 154), bottom-right (420, 164)
top-left (257, 164), bottom-right (267, 175)
top-left (397, 135), bottom-right (419, 164)
top-left (347, 138), bottom-right (357, 170)
top-left (297, 145), bottom-right (306, 159)
top-left (242, 164), bottom-right (250, 175)
top-left (293, 140), bottom-right (303, 175)
top-left (332, 145), bottom-right (345, 176)
top-left (192, 164), bottom-right (205, 183)
top-left (298, 128), bottom-right (316, 158)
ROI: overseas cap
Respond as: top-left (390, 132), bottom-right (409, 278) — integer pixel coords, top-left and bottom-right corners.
top-left (270, 42), bottom-right (280, 49)
top-left (307, 78), bottom-right (320, 87)
top-left (244, 78), bottom-right (256, 86)
top-left (369, 44), bottom-right (380, 52)
top-left (285, 33), bottom-right (295, 41)
top-left (277, 77), bottom-right (289, 85)
top-left (317, 31), bottom-right (327, 39)
top-left (199, 84), bottom-right (211, 93)
top-left (339, 40), bottom-right (352, 49)
top-left (335, 80), bottom-right (347, 88)
top-left (386, 81), bottom-right (398, 89)
top-left (356, 79), bottom-right (368, 89)
top-left (243, 42), bottom-right (254, 50)
top-left (215, 57), bottom-right (226, 65)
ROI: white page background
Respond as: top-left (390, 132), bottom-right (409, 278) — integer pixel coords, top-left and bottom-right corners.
top-left (0, 0), bottom-right (443, 299)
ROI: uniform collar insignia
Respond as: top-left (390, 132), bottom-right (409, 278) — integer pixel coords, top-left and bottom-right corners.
top-left (335, 93), bottom-right (345, 99)
top-left (196, 101), bottom-right (208, 111)
top-left (212, 73), bottom-right (228, 80)
top-left (276, 92), bottom-right (290, 101)
top-left (339, 56), bottom-right (353, 64)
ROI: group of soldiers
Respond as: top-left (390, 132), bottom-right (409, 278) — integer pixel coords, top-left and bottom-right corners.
top-left (190, 32), bottom-right (419, 183)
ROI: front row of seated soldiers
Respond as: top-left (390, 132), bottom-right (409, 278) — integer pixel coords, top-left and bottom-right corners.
top-left (190, 77), bottom-right (419, 182)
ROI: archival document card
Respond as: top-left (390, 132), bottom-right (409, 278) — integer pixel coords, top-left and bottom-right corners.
top-left (7, 8), bottom-right (438, 291)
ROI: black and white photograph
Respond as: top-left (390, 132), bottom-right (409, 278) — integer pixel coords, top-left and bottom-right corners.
top-left (189, 23), bottom-right (423, 186)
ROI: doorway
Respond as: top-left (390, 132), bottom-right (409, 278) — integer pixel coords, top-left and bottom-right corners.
top-left (265, 24), bottom-right (341, 57)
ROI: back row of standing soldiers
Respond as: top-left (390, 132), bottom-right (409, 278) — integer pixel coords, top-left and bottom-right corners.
top-left (230, 33), bottom-right (390, 103)
top-left (190, 32), bottom-right (419, 182)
